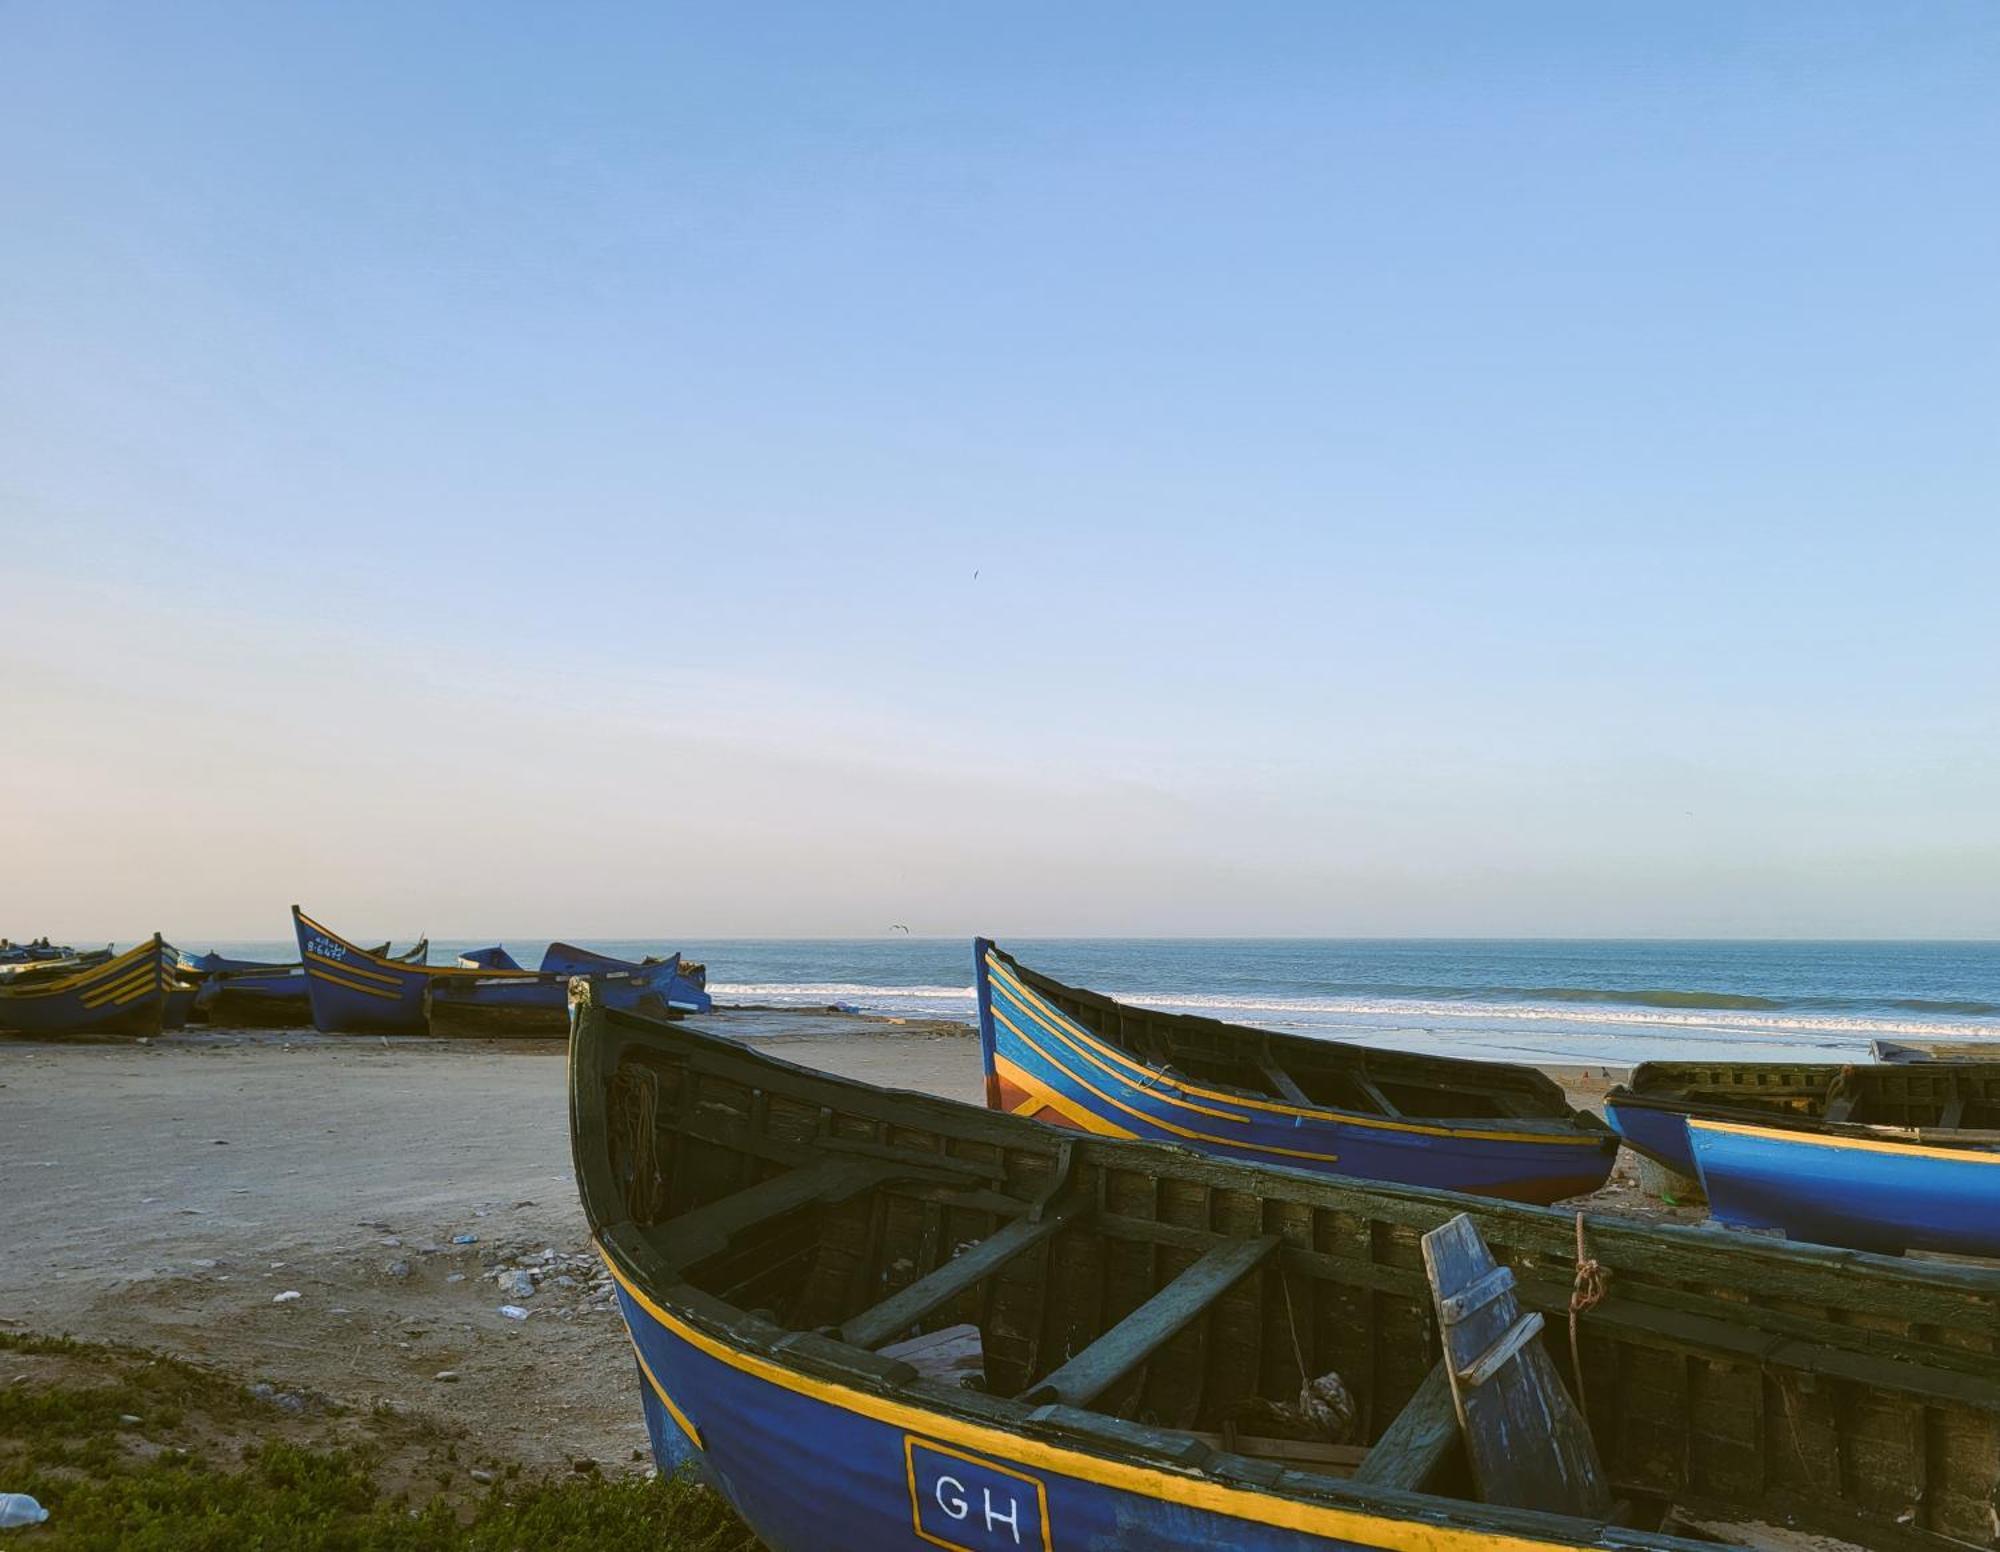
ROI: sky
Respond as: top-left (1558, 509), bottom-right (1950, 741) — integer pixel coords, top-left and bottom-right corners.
top-left (2, 2), bottom-right (1996, 941)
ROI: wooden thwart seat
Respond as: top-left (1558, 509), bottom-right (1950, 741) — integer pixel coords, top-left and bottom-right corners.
top-left (841, 1197), bottom-right (1091, 1350)
top-left (658, 1158), bottom-right (898, 1267)
top-left (1020, 1235), bottom-right (1280, 1409)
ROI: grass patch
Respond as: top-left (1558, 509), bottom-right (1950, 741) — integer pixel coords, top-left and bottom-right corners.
top-left (0, 1331), bottom-right (758, 1549)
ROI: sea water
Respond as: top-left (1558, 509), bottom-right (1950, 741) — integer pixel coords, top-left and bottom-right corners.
top-left (185, 936), bottom-right (1999, 1067)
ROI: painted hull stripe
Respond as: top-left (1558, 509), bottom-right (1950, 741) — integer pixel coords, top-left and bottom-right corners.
top-left (3, 945), bottom-right (156, 1000)
top-left (599, 1247), bottom-right (1568, 1552)
top-left (987, 956), bottom-right (1602, 1147)
top-left (1690, 1116), bottom-right (2000, 1166)
top-left (995, 1008), bottom-right (1347, 1164)
top-left (993, 1052), bottom-right (1135, 1137)
top-left (306, 965), bottom-right (407, 1002)
top-left (627, 1330), bottom-right (705, 1449)
top-left (302, 948), bottom-right (403, 987)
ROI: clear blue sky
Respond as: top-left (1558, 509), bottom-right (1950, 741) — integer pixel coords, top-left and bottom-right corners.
top-left (3, 3), bottom-right (1996, 939)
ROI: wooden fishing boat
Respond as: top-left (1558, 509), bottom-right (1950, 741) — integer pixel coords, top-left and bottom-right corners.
top-left (572, 988), bottom-right (2000, 1552)
top-left (1688, 1118), bottom-right (2000, 1259)
top-left (1604, 1059), bottom-right (2000, 1178)
top-left (428, 943), bottom-right (709, 1037)
top-left (294, 907), bottom-right (547, 1034)
top-left (0, 936), bottom-right (175, 1037)
top-left (0, 947), bottom-right (112, 984)
top-left (181, 938), bottom-right (425, 1027)
top-left (0, 937), bottom-right (77, 964)
top-left (975, 940), bottom-right (1617, 1203)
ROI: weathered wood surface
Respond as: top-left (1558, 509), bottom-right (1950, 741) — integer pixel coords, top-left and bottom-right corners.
top-left (880, 1323), bottom-right (985, 1388)
top-left (840, 1196), bottom-right (1088, 1349)
top-left (657, 1157), bottom-right (893, 1266)
top-left (1021, 1235), bottom-right (1279, 1409)
top-left (1423, 1213), bottom-right (1609, 1518)
top-left (1351, 1359), bottom-right (1457, 1491)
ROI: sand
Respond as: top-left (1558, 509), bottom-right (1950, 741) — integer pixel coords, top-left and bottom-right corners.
top-left (0, 1010), bottom-right (1678, 1474)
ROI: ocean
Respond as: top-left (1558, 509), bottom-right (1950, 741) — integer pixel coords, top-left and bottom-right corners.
top-left (182, 936), bottom-right (2000, 1067)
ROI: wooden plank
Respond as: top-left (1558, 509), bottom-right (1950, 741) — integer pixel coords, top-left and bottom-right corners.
top-left (1021, 1235), bottom-right (1279, 1409)
top-left (1190, 1432), bottom-right (1369, 1470)
top-left (1352, 1074), bottom-right (1404, 1118)
top-left (880, 1323), bottom-right (984, 1388)
top-left (1422, 1212), bottom-right (1609, 1517)
top-left (658, 1158), bottom-right (892, 1266)
top-left (1351, 1360), bottom-right (1458, 1491)
top-left (1256, 1054), bottom-right (1313, 1106)
top-left (840, 1197), bottom-right (1090, 1350)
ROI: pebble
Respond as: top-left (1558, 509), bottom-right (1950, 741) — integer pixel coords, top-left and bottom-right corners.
top-left (451, 1234), bottom-right (478, 1245)
top-left (433, 1370), bottom-right (461, 1383)
top-left (498, 1305), bottom-right (530, 1321)
top-left (469, 1469), bottom-right (495, 1484)
top-left (119, 1414), bottom-right (141, 1426)
top-left (385, 1260), bottom-right (412, 1280)
top-left (273, 1290), bottom-right (301, 1303)
top-left (446, 1273), bottom-right (466, 1284)
top-left (378, 1236), bottom-right (402, 1248)
top-left (496, 1270), bottom-right (537, 1299)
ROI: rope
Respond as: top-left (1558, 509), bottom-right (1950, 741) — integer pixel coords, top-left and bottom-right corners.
top-left (1280, 1269), bottom-right (1310, 1386)
top-left (1568, 1211), bottom-right (1609, 1429)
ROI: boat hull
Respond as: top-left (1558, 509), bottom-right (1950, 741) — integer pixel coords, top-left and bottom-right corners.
top-left (428, 955), bottom-right (709, 1037)
top-left (1602, 1100), bottom-right (1698, 1177)
top-left (295, 910), bottom-right (433, 1033)
top-left (608, 1260), bottom-right (1596, 1552)
top-left (978, 947), bottom-right (1615, 1204)
top-left (195, 969), bottom-right (313, 1028)
top-left (1689, 1118), bottom-right (2000, 1258)
top-left (0, 938), bottom-right (172, 1038)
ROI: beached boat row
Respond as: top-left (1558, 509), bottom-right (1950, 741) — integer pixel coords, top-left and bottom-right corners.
top-left (569, 981), bottom-right (2000, 1552)
top-left (0, 908), bottom-right (711, 1039)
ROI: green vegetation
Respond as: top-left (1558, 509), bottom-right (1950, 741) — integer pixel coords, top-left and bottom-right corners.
top-left (0, 1331), bottom-right (758, 1550)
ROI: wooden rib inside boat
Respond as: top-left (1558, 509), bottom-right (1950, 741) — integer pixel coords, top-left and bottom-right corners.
top-left (574, 993), bottom-right (2000, 1552)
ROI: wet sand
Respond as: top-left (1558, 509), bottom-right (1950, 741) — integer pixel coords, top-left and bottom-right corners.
top-left (0, 1010), bottom-right (1677, 1475)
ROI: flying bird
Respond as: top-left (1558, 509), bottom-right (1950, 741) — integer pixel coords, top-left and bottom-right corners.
top-left (891, 924), bottom-right (911, 935)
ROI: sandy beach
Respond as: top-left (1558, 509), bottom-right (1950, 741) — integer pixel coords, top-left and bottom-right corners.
top-left (0, 1010), bottom-right (1673, 1480)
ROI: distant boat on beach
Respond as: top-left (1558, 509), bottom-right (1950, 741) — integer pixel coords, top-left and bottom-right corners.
top-left (973, 938), bottom-right (1618, 1203)
top-left (293, 905), bottom-right (709, 1036)
top-left (178, 937), bottom-right (427, 1026)
top-left (0, 935), bottom-right (178, 1037)
top-left (570, 988), bottom-right (2000, 1552)
top-left (1607, 1058), bottom-right (2000, 1257)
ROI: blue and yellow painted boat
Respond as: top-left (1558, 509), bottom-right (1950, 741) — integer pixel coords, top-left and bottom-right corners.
top-left (1689, 1116), bottom-right (2000, 1258)
top-left (294, 906), bottom-right (546, 1034)
top-left (428, 941), bottom-right (709, 1036)
top-left (571, 989), bottom-right (2000, 1552)
top-left (0, 935), bottom-right (176, 1037)
top-left (1604, 1058), bottom-right (1998, 1179)
top-left (188, 934), bottom-right (426, 1028)
top-left (974, 941), bottom-right (1616, 1204)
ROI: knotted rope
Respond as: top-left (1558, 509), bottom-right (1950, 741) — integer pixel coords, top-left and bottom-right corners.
top-left (1568, 1211), bottom-right (1609, 1428)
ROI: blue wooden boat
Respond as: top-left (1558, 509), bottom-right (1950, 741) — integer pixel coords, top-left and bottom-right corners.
top-left (294, 907), bottom-right (541, 1034)
top-left (974, 940), bottom-right (1615, 1204)
top-left (181, 937), bottom-right (425, 1027)
top-left (571, 989), bottom-right (2000, 1552)
top-left (428, 943), bottom-right (711, 1036)
top-left (1688, 1116), bottom-right (2000, 1258)
top-left (1604, 1058), bottom-right (1999, 1179)
top-left (0, 936), bottom-right (175, 1037)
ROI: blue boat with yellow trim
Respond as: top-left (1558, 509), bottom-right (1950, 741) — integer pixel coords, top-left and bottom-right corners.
top-left (1605, 1058), bottom-right (1999, 1186)
top-left (295, 907), bottom-right (710, 1035)
top-left (184, 935), bottom-right (427, 1027)
top-left (0, 936), bottom-right (177, 1037)
top-left (1689, 1115), bottom-right (2000, 1258)
top-left (570, 987), bottom-right (2000, 1552)
top-left (428, 941), bottom-right (709, 1036)
top-left (974, 940), bottom-right (1615, 1204)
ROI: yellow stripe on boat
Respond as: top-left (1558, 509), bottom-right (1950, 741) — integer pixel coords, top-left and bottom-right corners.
top-left (992, 1052), bottom-right (1135, 1137)
top-left (1690, 1116), bottom-right (2000, 1166)
top-left (995, 1008), bottom-right (1345, 1165)
top-left (79, 969), bottom-right (161, 1008)
top-left (307, 964), bottom-right (406, 1002)
top-left (987, 956), bottom-right (1601, 1147)
top-left (302, 948), bottom-right (403, 986)
top-left (626, 1330), bottom-right (704, 1449)
top-left (597, 1249), bottom-right (1567, 1552)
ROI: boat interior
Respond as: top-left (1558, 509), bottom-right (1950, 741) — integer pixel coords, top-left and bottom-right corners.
top-left (992, 948), bottom-right (1598, 1127)
top-left (579, 1005), bottom-right (2000, 1552)
top-left (1620, 1060), bottom-right (2000, 1137)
